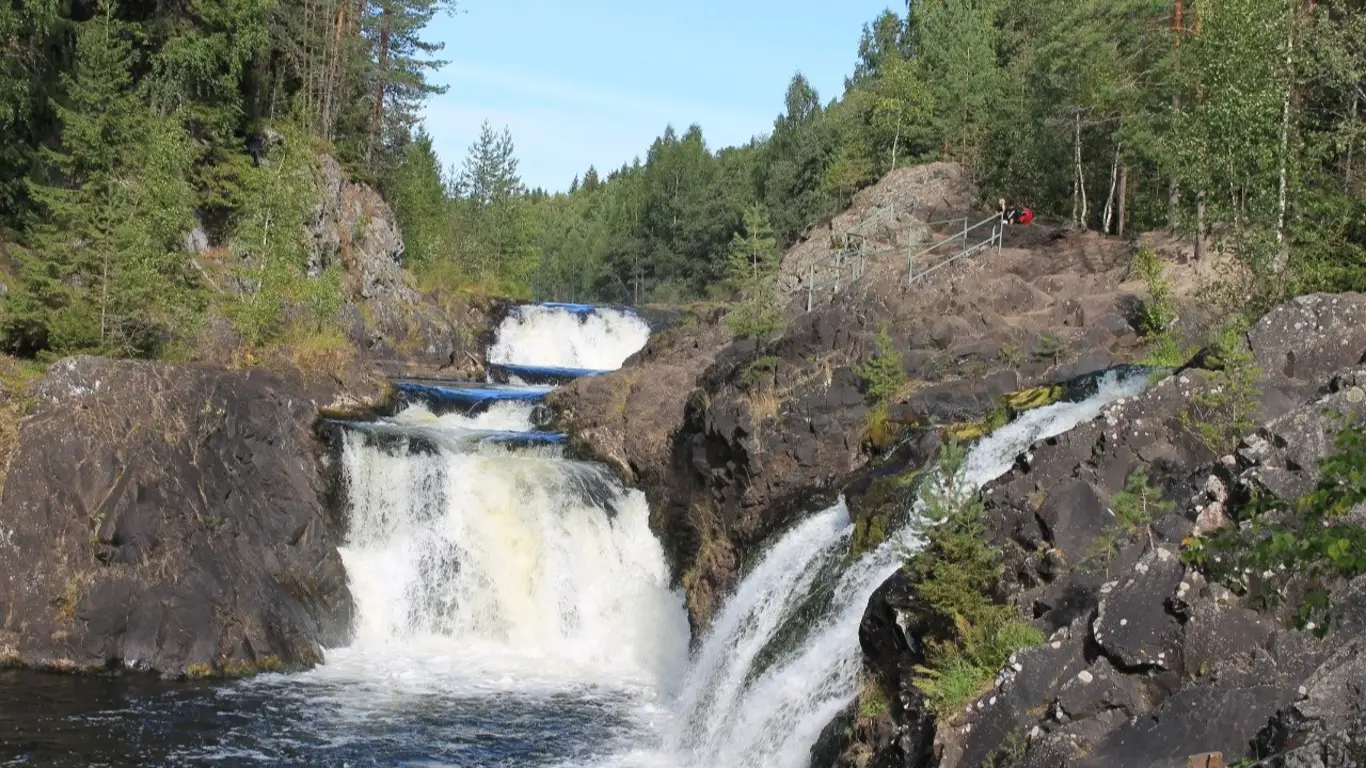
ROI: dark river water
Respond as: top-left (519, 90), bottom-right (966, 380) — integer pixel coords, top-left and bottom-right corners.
top-left (0, 666), bottom-right (663, 768)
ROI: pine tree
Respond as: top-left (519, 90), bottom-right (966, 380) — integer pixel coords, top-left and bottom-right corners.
top-left (364, 0), bottom-right (456, 171)
top-left (14, 1), bottom-right (198, 356)
top-left (723, 204), bottom-right (782, 340)
top-left (454, 121), bottom-right (522, 208)
top-left (386, 127), bottom-right (451, 269)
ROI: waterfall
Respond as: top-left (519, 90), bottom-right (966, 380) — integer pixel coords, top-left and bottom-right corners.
top-left (180, 303), bottom-right (1150, 767)
top-left (638, 369), bottom-right (1152, 768)
top-left (336, 429), bottom-right (690, 684)
top-left (488, 305), bottom-right (653, 371)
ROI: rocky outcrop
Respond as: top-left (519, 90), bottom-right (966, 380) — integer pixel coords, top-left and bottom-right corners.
top-left (0, 357), bottom-right (352, 677)
top-left (555, 207), bottom-right (1171, 632)
top-left (839, 292), bottom-right (1366, 768)
top-left (310, 155), bottom-right (415, 304)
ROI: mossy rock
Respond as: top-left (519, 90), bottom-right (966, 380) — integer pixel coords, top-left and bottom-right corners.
top-left (1005, 384), bottom-right (1063, 412)
top-left (848, 468), bottom-right (925, 557)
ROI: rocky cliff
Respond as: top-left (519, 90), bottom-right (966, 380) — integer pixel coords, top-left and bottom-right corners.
top-left (0, 358), bottom-right (353, 677)
top-left (0, 152), bottom-right (504, 679)
top-left (552, 163), bottom-right (1196, 633)
top-left (843, 293), bottom-right (1366, 768)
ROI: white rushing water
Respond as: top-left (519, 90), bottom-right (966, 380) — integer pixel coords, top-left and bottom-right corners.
top-left (624, 368), bottom-right (1153, 768)
top-left (488, 305), bottom-right (653, 370)
top-left (256, 304), bottom-right (1151, 768)
top-left (337, 433), bottom-right (690, 685)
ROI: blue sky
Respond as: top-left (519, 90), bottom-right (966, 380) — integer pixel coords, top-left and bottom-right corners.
top-left (421, 0), bottom-right (899, 193)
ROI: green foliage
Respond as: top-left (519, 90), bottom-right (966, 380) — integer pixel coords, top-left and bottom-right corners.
top-left (900, 436), bottom-right (1046, 717)
top-left (723, 204), bottom-right (783, 341)
top-left (859, 326), bottom-right (906, 404)
top-left (740, 356), bottom-right (780, 389)
top-left (385, 129), bottom-right (451, 270)
top-left (1184, 418), bottom-right (1366, 633)
top-left (857, 675), bottom-right (890, 718)
top-left (1112, 468), bottom-right (1173, 533)
top-left (997, 342), bottom-right (1023, 369)
top-left (224, 123), bottom-right (342, 347)
top-left (1133, 249), bottom-right (1176, 337)
top-left (1032, 333), bottom-right (1067, 364)
top-left (1181, 320), bottom-right (1262, 454)
top-left (5, 3), bottom-right (200, 358)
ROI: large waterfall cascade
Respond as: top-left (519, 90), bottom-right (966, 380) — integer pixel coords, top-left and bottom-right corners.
top-left (142, 304), bottom-right (1152, 766)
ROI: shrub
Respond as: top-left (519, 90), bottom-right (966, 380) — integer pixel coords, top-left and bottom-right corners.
top-left (1184, 417), bottom-right (1366, 633)
top-left (1132, 248), bottom-right (1176, 336)
top-left (901, 436), bottom-right (1045, 717)
top-left (1112, 468), bottom-right (1173, 533)
top-left (1181, 319), bottom-right (1261, 454)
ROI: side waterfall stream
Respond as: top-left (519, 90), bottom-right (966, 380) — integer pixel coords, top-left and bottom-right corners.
top-left (0, 304), bottom-right (1150, 767)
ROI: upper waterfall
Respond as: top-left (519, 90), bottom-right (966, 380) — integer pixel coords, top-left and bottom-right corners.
top-left (487, 304), bottom-right (652, 371)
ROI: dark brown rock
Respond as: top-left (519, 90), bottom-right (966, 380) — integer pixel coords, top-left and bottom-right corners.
top-left (0, 357), bottom-right (352, 676)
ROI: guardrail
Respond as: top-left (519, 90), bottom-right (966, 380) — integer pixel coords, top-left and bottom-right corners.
top-left (803, 209), bottom-right (1003, 311)
top-left (906, 214), bottom-right (1002, 284)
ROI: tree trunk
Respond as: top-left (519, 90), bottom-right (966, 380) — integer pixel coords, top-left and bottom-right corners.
top-left (1195, 189), bottom-right (1207, 262)
top-left (1169, 0), bottom-right (1184, 231)
top-left (303, 0), bottom-right (314, 131)
top-left (891, 114), bottom-right (902, 170)
top-left (366, 6), bottom-right (392, 164)
top-left (1117, 164), bottom-right (1129, 237)
top-left (322, 2), bottom-right (346, 141)
top-left (1273, 0), bottom-right (1294, 274)
top-left (1348, 87), bottom-right (1358, 186)
top-left (1104, 142), bottom-right (1121, 234)
top-left (1074, 112), bottom-right (1088, 230)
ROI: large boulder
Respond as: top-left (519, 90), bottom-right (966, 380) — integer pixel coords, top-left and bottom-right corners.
top-left (0, 357), bottom-right (352, 676)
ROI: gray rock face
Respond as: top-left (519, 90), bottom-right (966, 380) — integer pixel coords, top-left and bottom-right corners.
top-left (1092, 547), bottom-right (1185, 670)
top-left (309, 155), bottom-right (415, 304)
top-left (0, 357), bottom-right (352, 676)
top-left (836, 293), bottom-right (1366, 768)
top-left (1248, 293), bottom-right (1366, 383)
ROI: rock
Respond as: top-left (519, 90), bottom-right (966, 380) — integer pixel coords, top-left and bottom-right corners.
top-left (1248, 293), bottom-right (1366, 383)
top-left (309, 155), bottom-right (415, 304)
top-left (1035, 479), bottom-right (1111, 565)
top-left (1092, 547), bottom-right (1185, 670)
top-left (1055, 656), bottom-right (1146, 722)
top-left (0, 357), bottom-right (352, 676)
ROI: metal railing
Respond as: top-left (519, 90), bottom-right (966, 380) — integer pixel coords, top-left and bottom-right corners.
top-left (802, 200), bottom-right (917, 312)
top-left (906, 213), bottom-right (1003, 284)
top-left (803, 207), bottom-right (1003, 311)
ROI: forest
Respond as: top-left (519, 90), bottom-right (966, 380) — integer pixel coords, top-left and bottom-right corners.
top-left (1, 0), bottom-right (1364, 360)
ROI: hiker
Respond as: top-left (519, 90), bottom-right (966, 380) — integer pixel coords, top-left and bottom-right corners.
top-left (999, 198), bottom-right (1034, 226)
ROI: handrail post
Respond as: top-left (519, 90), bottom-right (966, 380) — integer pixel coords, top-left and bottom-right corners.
top-left (797, 261), bottom-right (808, 312)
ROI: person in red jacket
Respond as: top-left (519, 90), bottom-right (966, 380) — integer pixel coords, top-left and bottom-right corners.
top-left (999, 198), bottom-right (1034, 226)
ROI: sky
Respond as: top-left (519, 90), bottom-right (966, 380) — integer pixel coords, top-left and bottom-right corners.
top-left (420, 0), bottom-right (899, 193)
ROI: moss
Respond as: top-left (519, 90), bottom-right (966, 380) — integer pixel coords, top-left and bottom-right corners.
top-left (257, 654), bottom-right (284, 672)
top-left (221, 658), bottom-right (258, 678)
top-left (740, 356), bottom-right (780, 389)
top-left (849, 469), bottom-right (922, 557)
top-left (0, 357), bottom-right (47, 500)
top-left (1005, 384), bottom-right (1063, 412)
top-left (183, 663), bottom-right (214, 679)
top-left (862, 402), bottom-right (902, 452)
top-left (851, 515), bottom-right (889, 557)
top-left (857, 675), bottom-right (889, 718)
